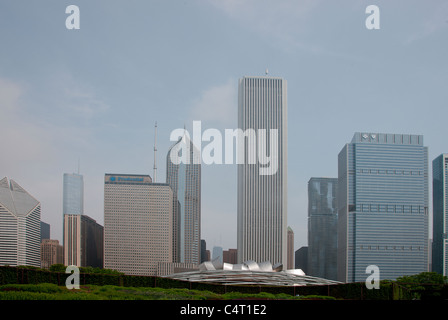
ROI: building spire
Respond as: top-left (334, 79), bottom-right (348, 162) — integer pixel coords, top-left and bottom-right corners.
top-left (153, 121), bottom-right (158, 183)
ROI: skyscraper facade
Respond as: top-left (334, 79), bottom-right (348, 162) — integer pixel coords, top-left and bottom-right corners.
top-left (64, 214), bottom-right (104, 268)
top-left (0, 177), bottom-right (41, 267)
top-left (237, 76), bottom-right (288, 266)
top-left (166, 134), bottom-right (201, 265)
top-left (63, 173), bottom-right (84, 215)
top-left (104, 174), bottom-right (173, 276)
top-left (338, 132), bottom-right (429, 282)
top-left (432, 153), bottom-right (448, 275)
top-left (307, 177), bottom-right (338, 280)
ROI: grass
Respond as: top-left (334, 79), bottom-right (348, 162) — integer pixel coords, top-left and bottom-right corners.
top-left (0, 283), bottom-right (336, 300)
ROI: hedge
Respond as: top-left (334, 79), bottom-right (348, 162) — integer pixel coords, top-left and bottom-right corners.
top-left (0, 266), bottom-right (429, 300)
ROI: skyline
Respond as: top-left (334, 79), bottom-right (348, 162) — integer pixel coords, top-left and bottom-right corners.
top-left (1, 1), bottom-right (447, 253)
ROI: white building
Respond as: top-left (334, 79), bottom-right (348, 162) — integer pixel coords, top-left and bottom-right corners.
top-left (237, 76), bottom-right (288, 266)
top-left (0, 177), bottom-right (41, 267)
top-left (103, 174), bottom-right (173, 276)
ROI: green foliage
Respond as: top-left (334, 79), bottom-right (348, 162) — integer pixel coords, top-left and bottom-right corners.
top-left (296, 295), bottom-right (337, 300)
top-left (0, 283), bottom-right (63, 294)
top-left (49, 264), bottom-right (66, 273)
top-left (396, 272), bottom-right (448, 286)
top-left (1, 266), bottom-right (447, 300)
top-left (395, 272), bottom-right (448, 300)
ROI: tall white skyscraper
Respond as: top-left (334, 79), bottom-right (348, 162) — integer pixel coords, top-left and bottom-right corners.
top-left (237, 76), bottom-right (288, 266)
top-left (0, 177), bottom-right (41, 267)
top-left (103, 174), bottom-right (173, 276)
top-left (63, 173), bottom-right (84, 215)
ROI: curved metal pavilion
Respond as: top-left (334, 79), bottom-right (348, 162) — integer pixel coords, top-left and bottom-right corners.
top-left (163, 260), bottom-right (341, 287)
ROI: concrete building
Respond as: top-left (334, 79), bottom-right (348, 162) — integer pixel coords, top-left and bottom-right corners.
top-left (104, 174), bottom-right (173, 276)
top-left (41, 239), bottom-right (63, 269)
top-left (223, 249), bottom-right (238, 264)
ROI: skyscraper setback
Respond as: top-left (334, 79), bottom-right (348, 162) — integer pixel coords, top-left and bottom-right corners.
top-left (338, 132), bottom-right (429, 282)
top-left (237, 76), bottom-right (288, 266)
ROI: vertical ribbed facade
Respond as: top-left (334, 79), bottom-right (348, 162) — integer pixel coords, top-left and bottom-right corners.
top-left (64, 214), bottom-right (103, 268)
top-left (237, 76), bottom-right (288, 266)
top-left (308, 177), bottom-right (338, 280)
top-left (432, 154), bottom-right (448, 275)
top-left (104, 174), bottom-right (173, 276)
top-left (166, 134), bottom-right (201, 265)
top-left (338, 133), bottom-right (429, 282)
top-left (0, 177), bottom-right (41, 267)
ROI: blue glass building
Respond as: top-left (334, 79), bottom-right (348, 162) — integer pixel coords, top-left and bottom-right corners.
top-left (432, 154), bottom-right (448, 275)
top-left (338, 133), bottom-right (429, 282)
top-left (63, 173), bottom-right (84, 215)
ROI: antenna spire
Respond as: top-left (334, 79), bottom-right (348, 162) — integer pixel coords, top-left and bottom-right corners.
top-left (153, 121), bottom-right (158, 183)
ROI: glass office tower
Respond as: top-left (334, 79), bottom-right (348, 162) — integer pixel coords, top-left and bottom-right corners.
top-left (63, 173), bottom-right (84, 215)
top-left (237, 76), bottom-right (288, 266)
top-left (308, 177), bottom-right (338, 280)
top-left (432, 154), bottom-right (448, 275)
top-left (338, 133), bottom-right (429, 282)
top-left (166, 134), bottom-right (201, 265)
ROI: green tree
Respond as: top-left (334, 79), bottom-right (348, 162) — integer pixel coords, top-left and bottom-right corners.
top-left (396, 272), bottom-right (448, 300)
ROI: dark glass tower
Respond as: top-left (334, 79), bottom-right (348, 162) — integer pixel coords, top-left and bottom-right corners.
top-left (307, 177), bottom-right (338, 280)
top-left (432, 154), bottom-right (448, 275)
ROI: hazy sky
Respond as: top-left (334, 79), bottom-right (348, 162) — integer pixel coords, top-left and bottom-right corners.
top-left (1, 0), bottom-right (447, 253)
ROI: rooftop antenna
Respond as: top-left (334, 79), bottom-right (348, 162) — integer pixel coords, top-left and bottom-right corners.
top-left (77, 158), bottom-right (80, 175)
top-left (153, 121), bottom-right (158, 183)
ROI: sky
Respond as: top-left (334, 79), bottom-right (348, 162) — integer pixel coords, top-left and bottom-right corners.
top-left (0, 0), bottom-right (447, 254)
